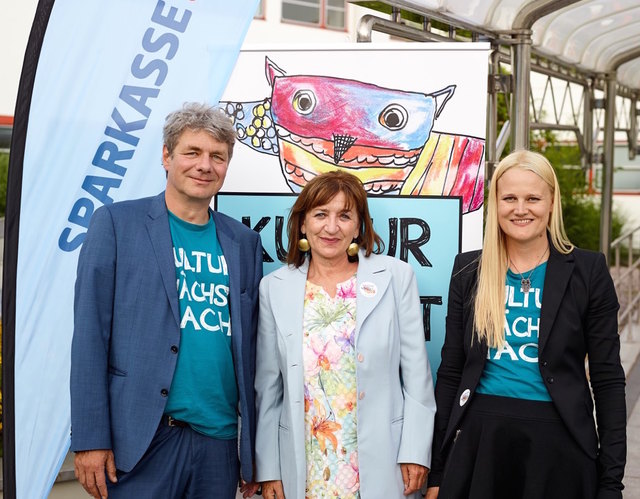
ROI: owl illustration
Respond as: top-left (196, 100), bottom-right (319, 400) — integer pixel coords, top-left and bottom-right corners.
top-left (223, 57), bottom-right (484, 213)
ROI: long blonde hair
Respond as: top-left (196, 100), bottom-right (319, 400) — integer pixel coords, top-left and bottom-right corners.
top-left (474, 150), bottom-right (573, 348)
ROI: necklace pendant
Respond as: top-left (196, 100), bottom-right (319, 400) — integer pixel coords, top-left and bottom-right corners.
top-left (521, 278), bottom-right (531, 293)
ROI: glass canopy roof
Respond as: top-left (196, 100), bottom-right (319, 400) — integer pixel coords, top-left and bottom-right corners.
top-left (368, 0), bottom-right (640, 89)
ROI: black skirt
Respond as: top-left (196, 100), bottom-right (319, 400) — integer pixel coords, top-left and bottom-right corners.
top-left (438, 394), bottom-right (597, 499)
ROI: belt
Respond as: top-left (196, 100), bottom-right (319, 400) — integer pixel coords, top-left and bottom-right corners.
top-left (162, 415), bottom-right (189, 428)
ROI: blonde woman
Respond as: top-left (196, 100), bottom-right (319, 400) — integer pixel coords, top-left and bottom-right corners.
top-left (426, 150), bottom-right (626, 498)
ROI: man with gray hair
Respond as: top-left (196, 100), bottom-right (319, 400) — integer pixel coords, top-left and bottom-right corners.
top-left (71, 102), bottom-right (262, 498)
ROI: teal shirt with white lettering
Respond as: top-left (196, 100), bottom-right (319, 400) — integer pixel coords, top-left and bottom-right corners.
top-left (476, 262), bottom-right (551, 401)
top-left (164, 211), bottom-right (238, 439)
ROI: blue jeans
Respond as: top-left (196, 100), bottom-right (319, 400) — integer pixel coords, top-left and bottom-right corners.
top-left (107, 421), bottom-right (239, 498)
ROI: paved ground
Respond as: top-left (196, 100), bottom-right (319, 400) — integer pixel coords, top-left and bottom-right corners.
top-left (622, 322), bottom-right (640, 498)
top-left (627, 396), bottom-right (640, 497)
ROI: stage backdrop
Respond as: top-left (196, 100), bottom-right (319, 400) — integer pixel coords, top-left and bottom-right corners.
top-left (3, 1), bottom-right (258, 497)
top-left (217, 44), bottom-right (489, 371)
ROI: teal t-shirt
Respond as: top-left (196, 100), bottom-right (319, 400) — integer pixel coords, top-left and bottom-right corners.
top-left (164, 211), bottom-right (238, 439)
top-left (476, 261), bottom-right (551, 401)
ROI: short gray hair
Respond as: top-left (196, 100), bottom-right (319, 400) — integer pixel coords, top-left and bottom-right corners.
top-left (163, 102), bottom-right (236, 159)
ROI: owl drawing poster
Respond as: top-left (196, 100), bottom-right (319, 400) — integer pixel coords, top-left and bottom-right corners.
top-left (216, 43), bottom-right (490, 370)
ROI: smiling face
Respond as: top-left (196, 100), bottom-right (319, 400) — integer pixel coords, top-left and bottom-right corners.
top-left (301, 191), bottom-right (360, 265)
top-left (163, 129), bottom-right (229, 220)
top-left (497, 167), bottom-right (553, 249)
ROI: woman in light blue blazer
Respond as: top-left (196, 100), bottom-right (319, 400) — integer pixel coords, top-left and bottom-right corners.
top-left (255, 171), bottom-right (436, 498)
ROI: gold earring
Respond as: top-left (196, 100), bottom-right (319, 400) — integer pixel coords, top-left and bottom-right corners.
top-left (347, 241), bottom-right (359, 257)
top-left (298, 238), bottom-right (310, 252)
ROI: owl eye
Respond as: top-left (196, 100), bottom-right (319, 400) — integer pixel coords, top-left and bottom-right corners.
top-left (379, 104), bottom-right (408, 130)
top-left (292, 90), bottom-right (316, 115)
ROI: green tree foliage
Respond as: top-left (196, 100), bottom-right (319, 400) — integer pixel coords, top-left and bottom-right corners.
top-left (530, 132), bottom-right (625, 252)
top-left (490, 86), bottom-right (624, 253)
top-left (352, 2), bottom-right (473, 37)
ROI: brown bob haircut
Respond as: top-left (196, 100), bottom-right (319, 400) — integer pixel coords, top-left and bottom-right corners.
top-left (286, 171), bottom-right (383, 267)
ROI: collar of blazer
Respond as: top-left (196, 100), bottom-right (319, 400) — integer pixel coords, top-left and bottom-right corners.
top-left (146, 192), bottom-right (180, 326)
top-left (267, 251), bottom-right (391, 348)
top-left (464, 235), bottom-right (576, 355)
top-left (538, 240), bottom-right (575, 352)
top-left (144, 191), bottom-right (243, 329)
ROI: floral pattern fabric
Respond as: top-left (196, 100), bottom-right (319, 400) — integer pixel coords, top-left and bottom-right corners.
top-left (303, 275), bottom-right (360, 499)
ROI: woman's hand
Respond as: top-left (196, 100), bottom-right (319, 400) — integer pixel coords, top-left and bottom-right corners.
top-left (425, 486), bottom-right (440, 499)
top-left (400, 463), bottom-right (428, 495)
top-left (239, 479), bottom-right (261, 498)
top-left (261, 480), bottom-right (286, 499)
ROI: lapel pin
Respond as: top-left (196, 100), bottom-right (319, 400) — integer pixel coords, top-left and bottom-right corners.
top-left (459, 388), bottom-right (471, 407)
top-left (359, 281), bottom-right (377, 298)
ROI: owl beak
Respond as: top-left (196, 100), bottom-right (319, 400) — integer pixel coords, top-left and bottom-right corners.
top-left (333, 134), bottom-right (357, 164)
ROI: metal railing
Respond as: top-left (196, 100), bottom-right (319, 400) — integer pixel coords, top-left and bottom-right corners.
top-left (611, 224), bottom-right (640, 339)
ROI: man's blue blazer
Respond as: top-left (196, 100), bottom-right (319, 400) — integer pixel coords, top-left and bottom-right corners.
top-left (70, 192), bottom-right (263, 481)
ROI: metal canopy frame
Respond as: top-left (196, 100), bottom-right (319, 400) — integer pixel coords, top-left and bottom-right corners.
top-left (353, 0), bottom-right (640, 259)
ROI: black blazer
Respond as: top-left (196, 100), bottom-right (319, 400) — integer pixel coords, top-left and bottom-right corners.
top-left (430, 243), bottom-right (626, 498)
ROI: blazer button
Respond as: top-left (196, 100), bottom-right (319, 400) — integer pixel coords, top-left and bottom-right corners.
top-left (161, 389), bottom-right (169, 397)
top-left (541, 361), bottom-right (548, 367)
top-left (357, 353), bottom-right (364, 363)
top-left (359, 391), bottom-right (365, 400)
top-left (171, 345), bottom-right (178, 354)
top-left (547, 377), bottom-right (554, 384)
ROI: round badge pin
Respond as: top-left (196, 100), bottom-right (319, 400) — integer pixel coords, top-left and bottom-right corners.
top-left (459, 388), bottom-right (471, 407)
top-left (359, 281), bottom-right (377, 298)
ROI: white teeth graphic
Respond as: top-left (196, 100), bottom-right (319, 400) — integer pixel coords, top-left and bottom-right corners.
top-left (391, 155), bottom-right (410, 165)
top-left (286, 161), bottom-right (401, 194)
top-left (276, 126), bottom-right (290, 138)
top-left (378, 156), bottom-right (396, 165)
top-left (277, 128), bottom-right (420, 168)
top-left (344, 155), bottom-right (378, 165)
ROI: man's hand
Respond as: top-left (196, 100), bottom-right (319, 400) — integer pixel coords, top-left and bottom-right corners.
top-left (261, 479), bottom-right (286, 499)
top-left (400, 463), bottom-right (428, 495)
top-left (74, 449), bottom-right (117, 499)
top-left (239, 479), bottom-right (261, 498)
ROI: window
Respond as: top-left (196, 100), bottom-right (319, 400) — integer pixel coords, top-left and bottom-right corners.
top-left (325, 0), bottom-right (345, 29)
top-left (282, 0), bottom-right (346, 30)
top-left (593, 145), bottom-right (640, 192)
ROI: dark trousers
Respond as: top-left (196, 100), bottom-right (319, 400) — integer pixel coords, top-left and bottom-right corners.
top-left (107, 420), bottom-right (239, 499)
top-left (439, 394), bottom-right (597, 499)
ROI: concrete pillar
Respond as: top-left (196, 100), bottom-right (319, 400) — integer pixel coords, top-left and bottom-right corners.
top-left (510, 30), bottom-right (532, 151)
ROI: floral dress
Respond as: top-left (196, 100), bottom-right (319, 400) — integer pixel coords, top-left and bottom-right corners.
top-left (302, 275), bottom-right (360, 499)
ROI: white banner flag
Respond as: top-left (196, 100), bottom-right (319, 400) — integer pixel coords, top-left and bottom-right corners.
top-left (3, 1), bottom-right (258, 496)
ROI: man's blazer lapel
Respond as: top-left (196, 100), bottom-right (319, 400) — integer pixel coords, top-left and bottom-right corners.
top-left (539, 246), bottom-right (575, 352)
top-left (145, 192), bottom-right (180, 326)
top-left (213, 212), bottom-right (243, 351)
